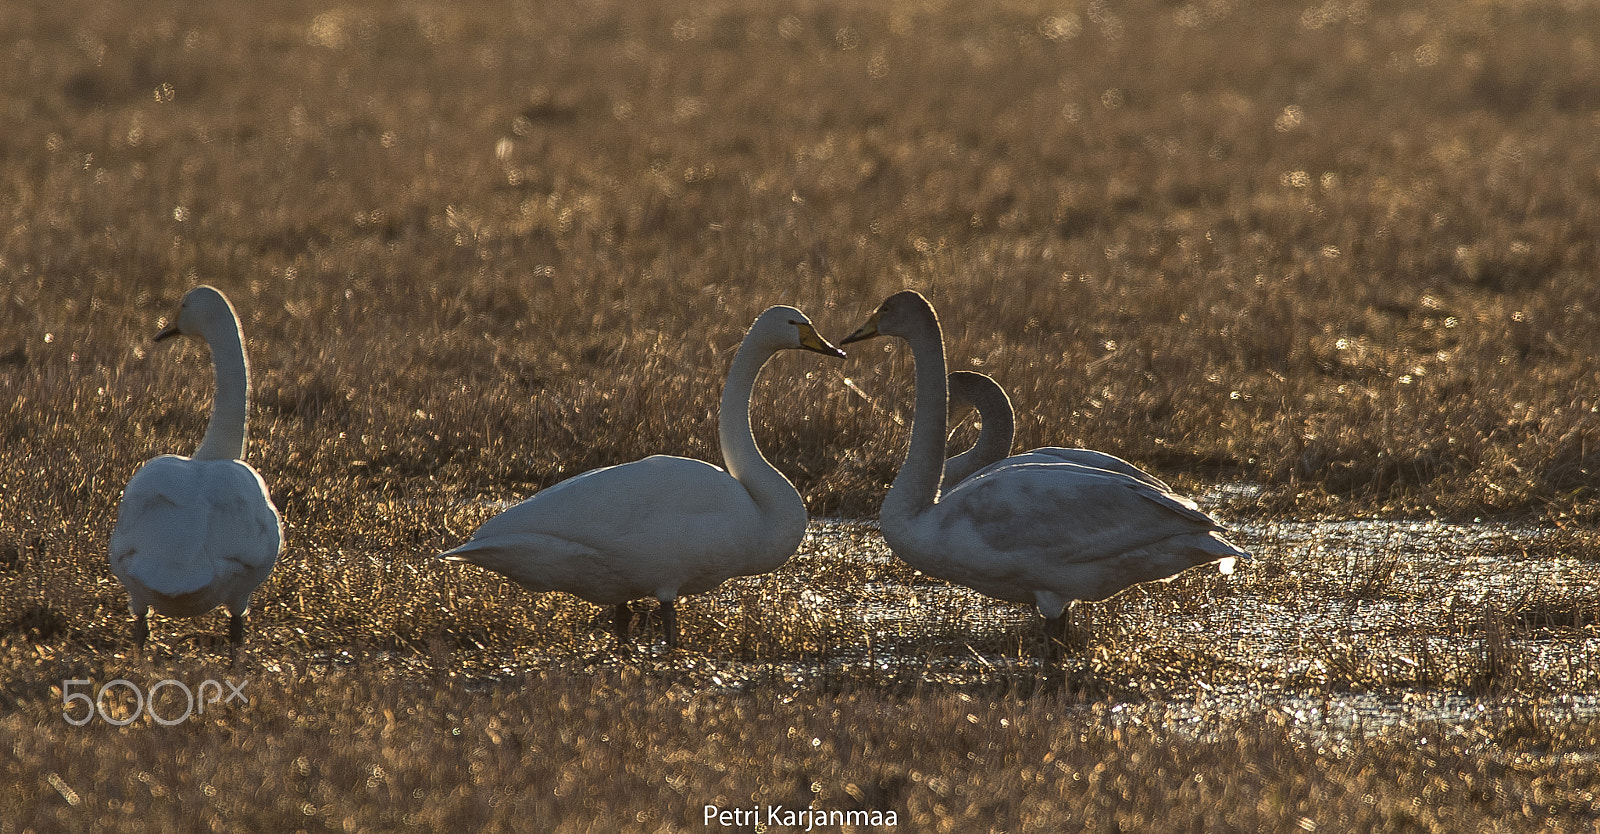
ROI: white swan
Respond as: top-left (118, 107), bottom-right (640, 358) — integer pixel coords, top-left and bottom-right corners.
top-left (944, 370), bottom-right (1170, 491)
top-left (440, 306), bottom-right (845, 649)
top-left (110, 286), bottom-right (283, 653)
top-left (843, 291), bottom-right (1245, 660)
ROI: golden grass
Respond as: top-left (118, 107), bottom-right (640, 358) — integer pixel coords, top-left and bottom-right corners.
top-left (7, 0), bottom-right (1600, 827)
top-left (11, 659), bottom-right (1600, 832)
top-left (7, 0), bottom-right (1600, 518)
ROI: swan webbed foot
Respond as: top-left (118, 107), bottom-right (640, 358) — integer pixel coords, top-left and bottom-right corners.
top-left (660, 599), bottom-right (678, 650)
top-left (614, 602), bottom-right (633, 647)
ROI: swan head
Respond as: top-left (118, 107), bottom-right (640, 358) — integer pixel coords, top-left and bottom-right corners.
top-left (155, 285), bottom-right (238, 343)
top-left (841, 290), bottom-right (937, 344)
top-left (754, 306), bottom-right (846, 358)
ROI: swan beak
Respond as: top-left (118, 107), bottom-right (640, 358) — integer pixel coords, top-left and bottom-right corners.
top-left (796, 323), bottom-right (847, 358)
top-left (153, 322), bottom-right (181, 342)
top-left (840, 311), bottom-right (882, 345)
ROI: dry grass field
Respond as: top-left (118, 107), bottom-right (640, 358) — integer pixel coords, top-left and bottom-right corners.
top-left (6, 0), bottom-right (1600, 829)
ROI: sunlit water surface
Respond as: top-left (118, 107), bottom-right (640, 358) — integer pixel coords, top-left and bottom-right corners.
top-left (408, 489), bottom-right (1600, 742)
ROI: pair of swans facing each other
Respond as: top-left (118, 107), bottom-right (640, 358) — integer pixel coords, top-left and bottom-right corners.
top-left (451, 291), bottom-right (1244, 659)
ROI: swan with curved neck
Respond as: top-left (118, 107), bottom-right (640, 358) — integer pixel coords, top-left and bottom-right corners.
top-left (441, 305), bottom-right (845, 650)
top-left (110, 285), bottom-right (283, 654)
top-left (843, 291), bottom-right (1245, 661)
top-left (944, 370), bottom-right (1170, 491)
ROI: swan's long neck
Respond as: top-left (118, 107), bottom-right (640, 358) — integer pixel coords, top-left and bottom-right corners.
top-left (972, 384), bottom-right (1016, 464)
top-left (945, 382), bottom-right (1015, 486)
top-left (718, 334), bottom-right (797, 515)
top-left (885, 314), bottom-right (949, 519)
top-left (194, 315), bottom-right (250, 462)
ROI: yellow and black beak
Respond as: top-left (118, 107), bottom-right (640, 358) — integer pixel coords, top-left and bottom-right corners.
top-left (795, 322), bottom-right (847, 358)
top-left (840, 310), bottom-right (882, 345)
top-left (153, 321), bottom-right (181, 342)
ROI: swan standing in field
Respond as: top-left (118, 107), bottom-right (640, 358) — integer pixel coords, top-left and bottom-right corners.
top-left (440, 306), bottom-right (845, 650)
top-left (943, 370), bottom-right (1170, 491)
top-left (843, 291), bottom-right (1245, 661)
top-left (110, 286), bottom-right (283, 655)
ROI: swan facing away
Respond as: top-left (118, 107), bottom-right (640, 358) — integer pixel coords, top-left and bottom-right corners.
top-left (441, 306), bottom-right (845, 650)
top-left (110, 286), bottom-right (283, 654)
top-left (843, 291), bottom-right (1246, 661)
top-left (944, 370), bottom-right (1170, 491)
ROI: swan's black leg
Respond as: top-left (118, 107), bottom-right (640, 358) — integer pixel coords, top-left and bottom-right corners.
top-left (661, 599), bottom-right (678, 650)
top-left (133, 610), bottom-right (149, 653)
top-left (614, 602), bottom-right (633, 647)
top-left (229, 611), bottom-right (246, 647)
top-left (1045, 602), bottom-right (1090, 663)
top-left (1043, 613), bottom-right (1065, 664)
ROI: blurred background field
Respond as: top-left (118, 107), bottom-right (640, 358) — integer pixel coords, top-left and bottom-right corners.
top-left (6, 0), bottom-right (1600, 829)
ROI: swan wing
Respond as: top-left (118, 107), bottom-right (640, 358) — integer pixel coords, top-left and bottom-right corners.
top-left (944, 461), bottom-right (1231, 549)
top-left (957, 458), bottom-right (1203, 520)
top-left (946, 443), bottom-right (1173, 496)
top-left (442, 455), bottom-right (785, 603)
top-left (111, 456), bottom-right (282, 611)
top-left (924, 462), bottom-right (1244, 601)
top-left (1018, 448), bottom-right (1172, 491)
top-left (959, 448), bottom-right (1171, 491)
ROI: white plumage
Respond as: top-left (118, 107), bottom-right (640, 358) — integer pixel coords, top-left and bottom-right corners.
top-left (110, 285), bottom-right (283, 653)
top-left (943, 370), bottom-right (1170, 491)
top-left (843, 291), bottom-right (1246, 660)
top-left (440, 306), bottom-right (845, 649)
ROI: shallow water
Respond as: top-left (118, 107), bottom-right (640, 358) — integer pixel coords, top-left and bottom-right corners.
top-left (779, 513), bottom-right (1600, 737)
top-left (437, 494), bottom-right (1600, 739)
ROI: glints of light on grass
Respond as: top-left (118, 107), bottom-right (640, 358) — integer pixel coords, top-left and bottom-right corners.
top-left (7, 0), bottom-right (1600, 828)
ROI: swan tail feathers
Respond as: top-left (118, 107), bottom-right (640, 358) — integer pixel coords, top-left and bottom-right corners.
top-left (439, 533), bottom-right (601, 590)
top-left (1065, 533), bottom-right (1246, 601)
top-left (1161, 532), bottom-right (1249, 579)
top-left (1203, 533), bottom-right (1249, 574)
